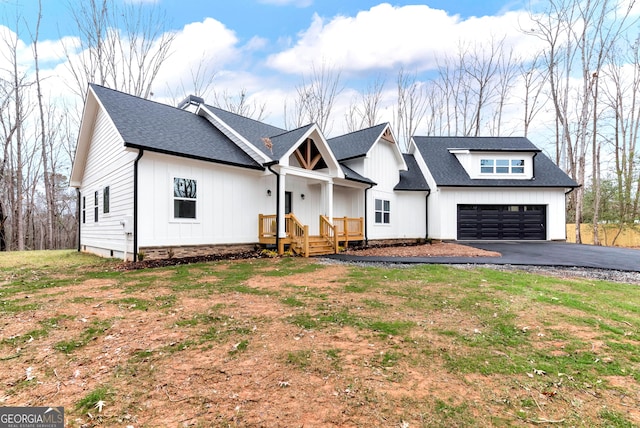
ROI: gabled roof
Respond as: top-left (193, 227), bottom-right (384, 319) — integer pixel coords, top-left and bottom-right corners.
top-left (88, 84), bottom-right (262, 169)
top-left (327, 123), bottom-right (389, 161)
top-left (269, 124), bottom-right (316, 160)
top-left (395, 154), bottom-right (429, 191)
top-left (204, 105), bottom-right (286, 160)
top-left (413, 136), bottom-right (578, 188)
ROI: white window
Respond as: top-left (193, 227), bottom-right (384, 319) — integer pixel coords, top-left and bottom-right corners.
top-left (480, 158), bottom-right (525, 175)
top-left (103, 186), bottom-right (110, 214)
top-left (94, 191), bottom-right (99, 222)
top-left (173, 177), bottom-right (197, 219)
top-left (375, 199), bottom-right (390, 224)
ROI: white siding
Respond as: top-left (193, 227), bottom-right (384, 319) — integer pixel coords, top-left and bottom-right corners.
top-left (430, 187), bottom-right (568, 241)
top-left (394, 192), bottom-right (427, 239)
top-left (137, 152), bottom-right (268, 247)
top-left (333, 187), bottom-right (364, 219)
top-left (358, 140), bottom-right (426, 240)
top-left (363, 141), bottom-right (401, 189)
top-left (79, 107), bottom-right (138, 258)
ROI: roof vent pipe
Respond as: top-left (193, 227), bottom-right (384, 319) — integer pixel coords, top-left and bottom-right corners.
top-left (177, 95), bottom-right (205, 111)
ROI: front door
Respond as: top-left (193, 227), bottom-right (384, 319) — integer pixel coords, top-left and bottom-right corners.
top-left (285, 191), bottom-right (292, 214)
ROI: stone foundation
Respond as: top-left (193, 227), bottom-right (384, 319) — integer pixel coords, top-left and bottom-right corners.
top-left (139, 243), bottom-right (258, 260)
top-left (364, 238), bottom-right (429, 247)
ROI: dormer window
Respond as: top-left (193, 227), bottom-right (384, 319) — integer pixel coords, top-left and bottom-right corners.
top-left (480, 158), bottom-right (525, 175)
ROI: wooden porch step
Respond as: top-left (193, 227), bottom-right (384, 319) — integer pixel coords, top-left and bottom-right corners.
top-left (307, 235), bottom-right (336, 256)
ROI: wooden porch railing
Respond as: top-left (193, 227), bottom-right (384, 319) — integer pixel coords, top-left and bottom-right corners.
top-left (259, 214), bottom-right (364, 256)
top-left (320, 215), bottom-right (338, 254)
top-left (287, 213), bottom-right (308, 256)
top-left (332, 217), bottom-right (364, 246)
top-left (258, 214), bottom-right (277, 238)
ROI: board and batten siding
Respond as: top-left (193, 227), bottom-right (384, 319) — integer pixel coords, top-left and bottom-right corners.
top-left (137, 152), bottom-right (267, 247)
top-left (79, 106), bottom-right (138, 258)
top-left (431, 187), bottom-right (568, 241)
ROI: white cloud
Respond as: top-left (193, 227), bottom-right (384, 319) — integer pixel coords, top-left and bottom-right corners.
top-left (154, 18), bottom-right (240, 94)
top-left (266, 3), bottom-right (544, 75)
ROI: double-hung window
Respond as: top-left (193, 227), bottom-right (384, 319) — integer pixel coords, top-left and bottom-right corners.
top-left (103, 186), bottom-right (110, 214)
top-left (480, 159), bottom-right (525, 175)
top-left (94, 191), bottom-right (99, 222)
top-left (375, 199), bottom-right (390, 224)
top-left (173, 177), bottom-right (197, 219)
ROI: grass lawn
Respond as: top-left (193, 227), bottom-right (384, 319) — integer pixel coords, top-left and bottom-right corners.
top-left (1, 250), bottom-right (639, 427)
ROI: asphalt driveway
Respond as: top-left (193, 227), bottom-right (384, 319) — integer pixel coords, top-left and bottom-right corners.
top-left (327, 241), bottom-right (640, 272)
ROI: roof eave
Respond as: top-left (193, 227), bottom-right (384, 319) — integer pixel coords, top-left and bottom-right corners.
top-left (124, 143), bottom-right (265, 171)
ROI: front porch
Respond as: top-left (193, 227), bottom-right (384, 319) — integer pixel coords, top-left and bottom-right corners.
top-left (258, 214), bottom-right (364, 257)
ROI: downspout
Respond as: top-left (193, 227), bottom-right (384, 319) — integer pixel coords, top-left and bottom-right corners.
top-left (133, 149), bottom-right (144, 262)
top-left (76, 189), bottom-right (81, 252)
top-left (266, 161), bottom-right (280, 251)
top-left (364, 183), bottom-right (374, 245)
top-left (425, 190), bottom-right (431, 240)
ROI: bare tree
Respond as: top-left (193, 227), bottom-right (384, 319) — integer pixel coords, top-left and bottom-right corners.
top-left (529, 0), bottom-right (637, 243)
top-left (29, 0), bottom-right (55, 249)
top-left (344, 75), bottom-right (386, 132)
top-left (213, 88), bottom-right (267, 121)
top-left (519, 52), bottom-right (549, 138)
top-left (64, 0), bottom-right (175, 101)
top-left (290, 62), bottom-right (343, 133)
top-left (394, 68), bottom-right (428, 152)
top-left (602, 35), bottom-right (640, 237)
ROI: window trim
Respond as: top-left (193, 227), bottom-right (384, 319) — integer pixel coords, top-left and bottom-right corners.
top-left (94, 191), bottom-right (99, 222)
top-left (374, 198), bottom-right (391, 225)
top-left (172, 177), bottom-right (198, 221)
top-left (103, 186), bottom-right (110, 214)
top-left (480, 158), bottom-right (525, 175)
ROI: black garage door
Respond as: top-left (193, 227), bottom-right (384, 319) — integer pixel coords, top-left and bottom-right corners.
top-left (457, 205), bottom-right (546, 240)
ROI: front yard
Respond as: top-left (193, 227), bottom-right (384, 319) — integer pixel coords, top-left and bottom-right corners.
top-left (1, 250), bottom-right (639, 427)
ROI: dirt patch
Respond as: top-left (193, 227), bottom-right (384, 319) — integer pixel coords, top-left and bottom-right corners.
top-left (344, 241), bottom-right (501, 257)
top-left (1, 256), bottom-right (639, 427)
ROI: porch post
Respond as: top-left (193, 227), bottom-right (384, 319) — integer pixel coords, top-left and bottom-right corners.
top-left (278, 172), bottom-right (287, 254)
top-left (325, 179), bottom-right (334, 221)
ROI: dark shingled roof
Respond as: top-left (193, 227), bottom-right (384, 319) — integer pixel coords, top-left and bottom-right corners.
top-left (413, 136), bottom-right (578, 188)
top-left (90, 84), bottom-right (262, 169)
top-left (340, 164), bottom-right (376, 185)
top-left (327, 123), bottom-right (388, 161)
top-left (395, 154), bottom-right (429, 191)
top-left (204, 105), bottom-right (287, 160)
top-left (268, 124), bottom-right (316, 160)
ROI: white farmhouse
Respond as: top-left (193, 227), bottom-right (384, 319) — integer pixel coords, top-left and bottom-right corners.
top-left (70, 85), bottom-right (577, 261)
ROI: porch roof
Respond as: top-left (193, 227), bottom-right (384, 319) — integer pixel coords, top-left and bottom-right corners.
top-left (340, 164), bottom-right (376, 185)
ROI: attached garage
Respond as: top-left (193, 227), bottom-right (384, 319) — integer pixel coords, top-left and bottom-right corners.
top-left (457, 204), bottom-right (546, 240)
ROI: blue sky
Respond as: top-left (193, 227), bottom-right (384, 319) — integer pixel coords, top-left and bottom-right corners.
top-left (9, 0), bottom-right (525, 41)
top-left (1, 0), bottom-right (542, 137)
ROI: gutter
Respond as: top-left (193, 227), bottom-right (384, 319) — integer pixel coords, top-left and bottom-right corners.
top-left (425, 190), bottom-right (431, 240)
top-left (265, 161), bottom-right (280, 252)
top-left (364, 183), bottom-right (374, 245)
top-left (133, 149), bottom-right (144, 262)
top-left (76, 189), bottom-right (81, 252)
